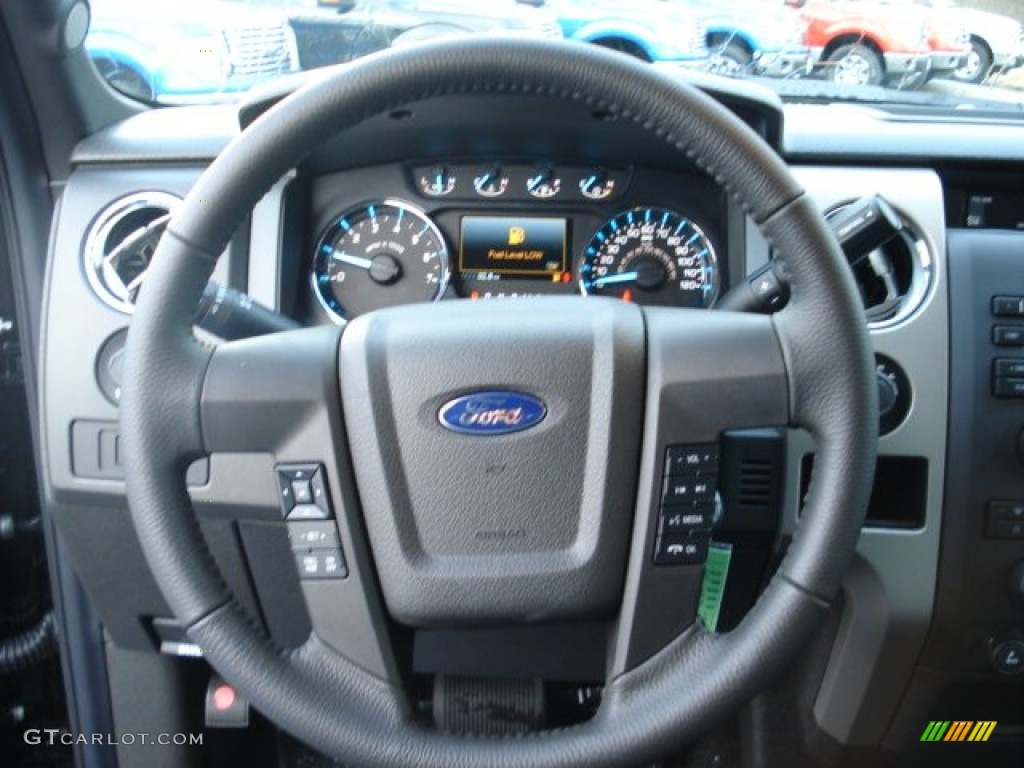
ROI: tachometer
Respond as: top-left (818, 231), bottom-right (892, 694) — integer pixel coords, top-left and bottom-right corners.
top-left (580, 207), bottom-right (719, 308)
top-left (312, 200), bottom-right (450, 322)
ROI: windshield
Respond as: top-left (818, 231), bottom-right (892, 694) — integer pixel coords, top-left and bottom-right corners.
top-left (84, 0), bottom-right (1024, 110)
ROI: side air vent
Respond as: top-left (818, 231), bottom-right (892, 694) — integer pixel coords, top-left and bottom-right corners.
top-left (826, 203), bottom-right (934, 329)
top-left (83, 191), bottom-right (180, 313)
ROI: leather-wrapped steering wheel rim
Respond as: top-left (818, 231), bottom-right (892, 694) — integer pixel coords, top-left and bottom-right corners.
top-left (121, 37), bottom-right (877, 767)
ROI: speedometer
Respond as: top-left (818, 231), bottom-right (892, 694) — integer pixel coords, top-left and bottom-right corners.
top-left (580, 207), bottom-right (719, 308)
top-left (311, 200), bottom-right (450, 322)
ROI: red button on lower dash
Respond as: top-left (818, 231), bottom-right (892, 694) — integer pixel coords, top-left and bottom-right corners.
top-left (213, 684), bottom-right (236, 711)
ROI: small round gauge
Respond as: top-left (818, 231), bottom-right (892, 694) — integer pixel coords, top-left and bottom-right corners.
top-left (311, 200), bottom-right (450, 322)
top-left (580, 171), bottom-right (615, 200)
top-left (473, 164), bottom-right (508, 197)
top-left (580, 207), bottom-right (719, 308)
top-left (526, 167), bottom-right (560, 199)
top-left (418, 165), bottom-right (455, 197)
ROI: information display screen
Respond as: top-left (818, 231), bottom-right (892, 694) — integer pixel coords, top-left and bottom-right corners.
top-left (966, 194), bottom-right (1024, 230)
top-left (459, 216), bottom-right (568, 280)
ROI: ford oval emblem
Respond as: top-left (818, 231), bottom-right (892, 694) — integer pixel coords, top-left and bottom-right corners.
top-left (438, 391), bottom-right (547, 436)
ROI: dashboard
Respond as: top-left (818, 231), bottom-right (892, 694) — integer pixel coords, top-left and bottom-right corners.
top-left (300, 162), bottom-right (726, 324)
top-left (35, 74), bottom-right (1024, 767)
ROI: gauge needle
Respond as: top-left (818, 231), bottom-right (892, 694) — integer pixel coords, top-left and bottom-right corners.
top-left (592, 271), bottom-right (638, 287)
top-left (331, 250), bottom-right (374, 270)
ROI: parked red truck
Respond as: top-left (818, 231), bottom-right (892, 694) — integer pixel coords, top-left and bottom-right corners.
top-left (802, 0), bottom-right (938, 88)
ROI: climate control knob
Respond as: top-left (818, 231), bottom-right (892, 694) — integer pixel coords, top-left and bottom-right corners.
top-left (877, 370), bottom-right (899, 416)
top-left (875, 355), bottom-right (911, 435)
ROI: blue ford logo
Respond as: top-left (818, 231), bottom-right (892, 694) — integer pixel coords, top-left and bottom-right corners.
top-left (438, 391), bottom-right (547, 436)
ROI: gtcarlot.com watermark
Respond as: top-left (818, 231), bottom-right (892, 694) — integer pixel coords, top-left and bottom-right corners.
top-left (24, 729), bottom-right (203, 746)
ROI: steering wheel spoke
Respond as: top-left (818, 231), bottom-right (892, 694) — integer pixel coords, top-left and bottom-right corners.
top-left (608, 307), bottom-right (790, 673)
top-left (200, 325), bottom-right (341, 455)
top-left (199, 325), bottom-right (407, 681)
top-left (644, 307), bottom-right (790, 440)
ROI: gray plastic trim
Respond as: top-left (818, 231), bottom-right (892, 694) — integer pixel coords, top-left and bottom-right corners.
top-left (61, 2), bottom-right (90, 52)
top-left (44, 168), bottom-right (221, 503)
top-left (770, 167), bottom-right (949, 746)
top-left (71, 106), bottom-right (237, 164)
top-left (248, 171), bottom-right (294, 311)
top-left (783, 103), bottom-right (1024, 163)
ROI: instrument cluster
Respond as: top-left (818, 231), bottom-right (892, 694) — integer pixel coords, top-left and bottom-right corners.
top-left (307, 162), bottom-right (727, 323)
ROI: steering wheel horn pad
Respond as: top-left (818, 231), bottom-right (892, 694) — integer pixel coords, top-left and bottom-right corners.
top-left (340, 298), bottom-right (646, 626)
top-left (121, 38), bottom-right (876, 766)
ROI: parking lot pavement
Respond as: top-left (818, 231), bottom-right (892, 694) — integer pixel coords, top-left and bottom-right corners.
top-left (990, 68), bottom-right (1024, 91)
top-left (923, 69), bottom-right (1024, 104)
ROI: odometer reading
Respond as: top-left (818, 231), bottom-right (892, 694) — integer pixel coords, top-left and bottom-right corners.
top-left (580, 207), bottom-right (719, 308)
top-left (312, 200), bottom-right (449, 322)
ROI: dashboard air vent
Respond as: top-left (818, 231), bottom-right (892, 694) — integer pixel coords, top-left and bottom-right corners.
top-left (826, 203), bottom-right (934, 329)
top-left (83, 191), bottom-right (180, 313)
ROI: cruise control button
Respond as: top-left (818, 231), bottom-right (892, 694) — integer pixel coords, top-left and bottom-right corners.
top-left (295, 548), bottom-right (348, 580)
top-left (653, 534), bottom-right (709, 565)
top-left (310, 468), bottom-right (331, 515)
top-left (291, 480), bottom-right (313, 505)
top-left (321, 550), bottom-right (347, 578)
top-left (288, 521), bottom-right (340, 549)
top-left (665, 445), bottom-right (718, 476)
top-left (275, 464), bottom-right (321, 516)
top-left (287, 503), bottom-right (329, 521)
top-left (297, 552), bottom-right (321, 578)
top-left (277, 465), bottom-right (318, 482)
top-left (276, 474), bottom-right (295, 513)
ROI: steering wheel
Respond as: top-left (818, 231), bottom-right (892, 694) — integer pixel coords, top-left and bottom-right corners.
top-left (121, 38), bottom-right (876, 767)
